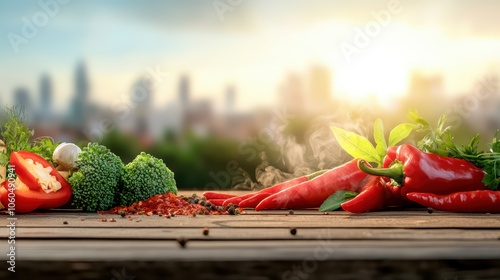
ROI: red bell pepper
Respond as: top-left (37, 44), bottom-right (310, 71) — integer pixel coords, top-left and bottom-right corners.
top-left (0, 151), bottom-right (72, 213)
top-left (358, 144), bottom-right (487, 202)
top-left (255, 159), bottom-right (369, 210)
top-left (407, 190), bottom-right (500, 213)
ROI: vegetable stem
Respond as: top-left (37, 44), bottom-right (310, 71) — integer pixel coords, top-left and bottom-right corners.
top-left (357, 159), bottom-right (405, 186)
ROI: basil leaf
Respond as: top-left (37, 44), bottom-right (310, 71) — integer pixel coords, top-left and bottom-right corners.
top-left (388, 123), bottom-right (416, 147)
top-left (319, 191), bottom-right (358, 212)
top-left (374, 118), bottom-right (387, 161)
top-left (331, 126), bottom-right (381, 164)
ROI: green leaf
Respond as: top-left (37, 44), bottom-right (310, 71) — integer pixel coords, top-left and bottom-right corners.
top-left (388, 123), bottom-right (416, 147)
top-left (407, 109), bottom-right (430, 130)
top-left (374, 118), bottom-right (387, 160)
top-left (319, 191), bottom-right (358, 212)
top-left (331, 126), bottom-right (381, 164)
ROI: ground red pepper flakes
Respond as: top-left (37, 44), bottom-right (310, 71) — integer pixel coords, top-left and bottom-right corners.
top-left (103, 192), bottom-right (241, 216)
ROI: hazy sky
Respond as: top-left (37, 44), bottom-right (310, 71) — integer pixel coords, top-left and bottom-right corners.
top-left (1, 0), bottom-right (500, 111)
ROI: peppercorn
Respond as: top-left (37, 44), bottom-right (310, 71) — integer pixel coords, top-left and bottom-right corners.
top-left (427, 208), bottom-right (434, 214)
top-left (235, 209), bottom-right (241, 215)
top-left (177, 238), bottom-right (187, 248)
top-left (192, 212), bottom-right (197, 217)
top-left (199, 200), bottom-right (206, 206)
top-left (289, 209), bottom-right (294, 215)
top-left (203, 227), bottom-right (209, 236)
top-left (63, 221), bottom-right (68, 225)
top-left (210, 205), bottom-right (217, 211)
top-left (205, 202), bottom-right (212, 208)
top-left (119, 211), bottom-right (126, 218)
top-left (217, 206), bottom-right (223, 212)
top-left (228, 207), bottom-right (236, 215)
top-left (194, 198), bottom-right (200, 204)
top-left (290, 227), bottom-right (297, 235)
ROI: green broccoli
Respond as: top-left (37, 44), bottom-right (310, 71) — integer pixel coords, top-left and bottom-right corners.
top-left (118, 152), bottom-right (177, 206)
top-left (69, 143), bottom-right (124, 211)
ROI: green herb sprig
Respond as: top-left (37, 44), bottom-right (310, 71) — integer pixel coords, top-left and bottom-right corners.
top-left (408, 109), bottom-right (500, 190)
top-left (0, 106), bottom-right (59, 166)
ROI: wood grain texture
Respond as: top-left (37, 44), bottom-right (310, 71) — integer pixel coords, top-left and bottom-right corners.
top-left (10, 210), bottom-right (500, 229)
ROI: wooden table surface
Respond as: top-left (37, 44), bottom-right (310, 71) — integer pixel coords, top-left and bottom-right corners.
top-left (2, 190), bottom-right (500, 279)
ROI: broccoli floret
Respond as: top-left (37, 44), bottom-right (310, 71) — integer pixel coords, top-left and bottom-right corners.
top-left (118, 152), bottom-right (177, 206)
top-left (69, 143), bottom-right (124, 211)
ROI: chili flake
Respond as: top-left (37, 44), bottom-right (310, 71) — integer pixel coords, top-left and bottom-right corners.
top-left (104, 192), bottom-right (240, 216)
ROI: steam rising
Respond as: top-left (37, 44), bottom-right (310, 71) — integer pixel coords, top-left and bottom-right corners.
top-left (235, 110), bottom-right (371, 190)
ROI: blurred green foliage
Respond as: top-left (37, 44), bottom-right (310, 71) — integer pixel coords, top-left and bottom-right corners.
top-left (99, 130), bottom-right (272, 189)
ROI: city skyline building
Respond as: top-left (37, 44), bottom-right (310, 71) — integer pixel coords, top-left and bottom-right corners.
top-left (69, 62), bottom-right (89, 127)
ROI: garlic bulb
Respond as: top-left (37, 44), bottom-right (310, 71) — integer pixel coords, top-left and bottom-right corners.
top-left (52, 143), bottom-right (82, 170)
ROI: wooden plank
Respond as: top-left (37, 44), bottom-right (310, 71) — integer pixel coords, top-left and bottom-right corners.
top-left (4, 259), bottom-right (500, 280)
top-left (11, 212), bottom-right (500, 229)
top-left (6, 239), bottom-right (500, 262)
top-left (3, 227), bottom-right (500, 241)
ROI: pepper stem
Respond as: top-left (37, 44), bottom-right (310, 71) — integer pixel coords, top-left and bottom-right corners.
top-left (357, 160), bottom-right (404, 186)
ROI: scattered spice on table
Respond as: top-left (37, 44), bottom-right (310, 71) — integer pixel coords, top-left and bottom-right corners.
top-left (104, 192), bottom-right (241, 216)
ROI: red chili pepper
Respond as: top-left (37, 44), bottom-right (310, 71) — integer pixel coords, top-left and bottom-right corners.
top-left (222, 193), bottom-right (257, 206)
top-left (341, 174), bottom-right (406, 213)
top-left (358, 144), bottom-right (487, 202)
top-left (222, 169), bottom-right (328, 207)
top-left (207, 198), bottom-right (226, 206)
top-left (202, 192), bottom-right (237, 200)
top-left (0, 151), bottom-right (72, 213)
top-left (238, 192), bottom-right (273, 208)
top-left (255, 159), bottom-right (369, 210)
top-left (407, 191), bottom-right (500, 213)
top-left (340, 177), bottom-right (385, 213)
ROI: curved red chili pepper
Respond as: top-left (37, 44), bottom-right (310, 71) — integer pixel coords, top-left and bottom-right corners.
top-left (255, 159), bottom-right (369, 210)
top-left (341, 174), bottom-right (406, 213)
top-left (407, 191), bottom-right (500, 213)
top-left (341, 176), bottom-right (386, 213)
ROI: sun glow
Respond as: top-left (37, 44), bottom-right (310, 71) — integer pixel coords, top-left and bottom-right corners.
top-left (335, 48), bottom-right (409, 104)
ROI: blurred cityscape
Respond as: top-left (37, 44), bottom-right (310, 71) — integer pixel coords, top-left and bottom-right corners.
top-left (3, 1), bottom-right (500, 189)
top-left (2, 61), bottom-right (500, 189)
